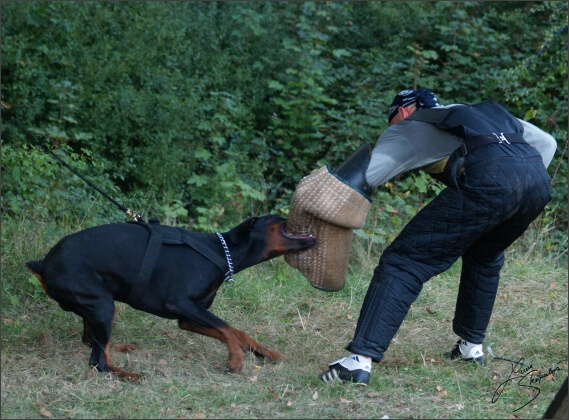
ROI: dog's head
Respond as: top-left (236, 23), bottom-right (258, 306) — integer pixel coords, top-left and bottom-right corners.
top-left (226, 215), bottom-right (316, 270)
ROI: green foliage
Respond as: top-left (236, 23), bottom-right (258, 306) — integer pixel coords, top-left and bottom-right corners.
top-left (1, 1), bottom-right (566, 253)
top-left (1, 143), bottom-right (135, 226)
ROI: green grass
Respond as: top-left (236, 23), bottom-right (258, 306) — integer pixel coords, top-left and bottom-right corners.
top-left (1, 217), bottom-right (567, 419)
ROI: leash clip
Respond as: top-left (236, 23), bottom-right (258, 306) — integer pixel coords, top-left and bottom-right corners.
top-left (126, 208), bottom-right (144, 222)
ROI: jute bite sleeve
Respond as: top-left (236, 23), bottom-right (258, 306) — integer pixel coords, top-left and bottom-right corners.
top-left (284, 166), bottom-right (371, 291)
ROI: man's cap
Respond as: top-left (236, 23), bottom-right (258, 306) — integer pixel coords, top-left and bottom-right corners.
top-left (388, 89), bottom-right (440, 122)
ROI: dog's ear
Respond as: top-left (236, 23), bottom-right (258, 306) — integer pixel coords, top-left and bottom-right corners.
top-left (228, 217), bottom-right (258, 243)
top-left (244, 217), bottom-right (258, 231)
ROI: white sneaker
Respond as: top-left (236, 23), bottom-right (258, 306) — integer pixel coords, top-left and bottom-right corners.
top-left (320, 354), bottom-right (371, 385)
top-left (446, 339), bottom-right (486, 365)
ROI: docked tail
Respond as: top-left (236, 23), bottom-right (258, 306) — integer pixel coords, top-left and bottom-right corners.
top-left (26, 260), bottom-right (49, 293)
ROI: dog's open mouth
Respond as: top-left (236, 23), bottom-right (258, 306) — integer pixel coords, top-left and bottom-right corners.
top-left (280, 223), bottom-right (314, 240)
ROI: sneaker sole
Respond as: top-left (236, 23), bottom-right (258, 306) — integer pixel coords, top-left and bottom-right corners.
top-left (444, 351), bottom-right (486, 366)
top-left (320, 368), bottom-right (370, 385)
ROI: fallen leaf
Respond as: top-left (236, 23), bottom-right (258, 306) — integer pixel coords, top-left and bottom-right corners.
top-left (312, 390), bottom-right (318, 400)
top-left (163, 331), bottom-right (176, 340)
top-left (549, 282), bottom-right (557, 289)
top-left (40, 407), bottom-right (53, 418)
top-left (158, 358), bottom-right (168, 365)
top-left (436, 385), bottom-right (447, 397)
top-left (340, 397), bottom-right (351, 403)
top-left (248, 375), bottom-right (258, 382)
top-left (286, 400), bottom-right (293, 406)
top-left (347, 314), bottom-right (353, 320)
top-left (253, 365), bottom-right (262, 371)
top-left (193, 413), bottom-right (206, 419)
top-left (426, 305), bottom-right (436, 314)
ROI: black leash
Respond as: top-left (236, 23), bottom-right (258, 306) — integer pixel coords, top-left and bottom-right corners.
top-left (486, 346), bottom-right (525, 365)
top-left (7, 117), bottom-right (144, 222)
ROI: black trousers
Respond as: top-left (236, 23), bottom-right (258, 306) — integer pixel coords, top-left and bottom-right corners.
top-left (347, 142), bottom-right (552, 363)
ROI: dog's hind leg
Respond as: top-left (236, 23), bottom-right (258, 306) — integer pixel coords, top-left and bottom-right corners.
top-left (79, 297), bottom-right (143, 382)
top-left (178, 320), bottom-right (284, 374)
top-left (82, 318), bottom-right (93, 347)
top-left (82, 307), bottom-right (119, 348)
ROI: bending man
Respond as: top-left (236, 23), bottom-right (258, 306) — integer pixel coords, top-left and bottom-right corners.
top-left (320, 89), bottom-right (557, 385)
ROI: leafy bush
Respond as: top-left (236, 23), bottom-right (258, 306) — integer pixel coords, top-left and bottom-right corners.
top-left (1, 1), bottom-right (566, 256)
top-left (1, 143), bottom-right (137, 226)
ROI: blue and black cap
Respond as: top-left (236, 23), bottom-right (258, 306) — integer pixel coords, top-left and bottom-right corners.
top-left (388, 89), bottom-right (440, 123)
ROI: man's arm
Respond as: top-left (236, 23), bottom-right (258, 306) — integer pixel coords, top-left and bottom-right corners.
top-left (365, 120), bottom-right (463, 187)
top-left (518, 119), bottom-right (557, 168)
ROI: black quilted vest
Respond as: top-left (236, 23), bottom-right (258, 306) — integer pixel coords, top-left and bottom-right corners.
top-left (407, 100), bottom-right (527, 186)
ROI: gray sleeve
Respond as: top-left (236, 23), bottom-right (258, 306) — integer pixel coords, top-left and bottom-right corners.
top-left (365, 120), bottom-right (463, 187)
top-left (518, 119), bottom-right (557, 167)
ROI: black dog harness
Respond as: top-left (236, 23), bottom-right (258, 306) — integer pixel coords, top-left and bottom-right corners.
top-left (127, 218), bottom-right (234, 303)
top-left (408, 100), bottom-right (527, 153)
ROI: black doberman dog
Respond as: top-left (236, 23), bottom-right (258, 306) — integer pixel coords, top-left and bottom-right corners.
top-left (26, 215), bottom-right (315, 381)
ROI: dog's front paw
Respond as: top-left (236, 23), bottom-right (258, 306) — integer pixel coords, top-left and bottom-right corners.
top-left (253, 347), bottom-right (284, 362)
top-left (226, 365), bottom-right (242, 375)
top-left (226, 360), bottom-right (244, 375)
top-left (114, 343), bottom-right (139, 352)
top-left (117, 370), bottom-right (145, 383)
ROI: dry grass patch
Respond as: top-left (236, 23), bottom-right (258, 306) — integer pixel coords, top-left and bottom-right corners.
top-left (2, 221), bottom-right (567, 419)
